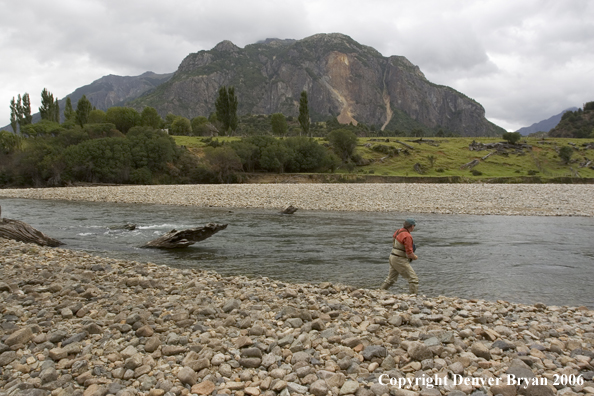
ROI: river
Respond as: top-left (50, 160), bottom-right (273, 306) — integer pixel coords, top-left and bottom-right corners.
top-left (1, 198), bottom-right (593, 308)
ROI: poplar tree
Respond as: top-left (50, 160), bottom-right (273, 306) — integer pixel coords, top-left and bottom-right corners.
top-left (54, 98), bottom-right (60, 123)
top-left (215, 86), bottom-right (229, 133)
top-left (9, 97), bottom-right (18, 133)
top-left (298, 91), bottom-right (310, 137)
top-left (215, 86), bottom-right (238, 134)
top-left (75, 95), bottom-right (93, 127)
top-left (10, 94), bottom-right (32, 131)
top-left (228, 87), bottom-right (238, 133)
top-left (64, 97), bottom-right (75, 121)
top-left (39, 88), bottom-right (56, 121)
top-left (22, 93), bottom-right (32, 125)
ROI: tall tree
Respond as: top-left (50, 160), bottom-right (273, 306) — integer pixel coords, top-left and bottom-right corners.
top-left (54, 98), bottom-right (60, 123)
top-left (64, 97), bottom-right (75, 121)
top-left (21, 93), bottom-right (32, 126)
top-left (75, 95), bottom-right (93, 127)
top-left (228, 86), bottom-right (238, 133)
top-left (215, 86), bottom-right (229, 134)
top-left (39, 88), bottom-right (56, 121)
top-left (9, 97), bottom-right (18, 133)
top-left (270, 113), bottom-right (288, 136)
top-left (298, 91), bottom-right (310, 137)
top-left (215, 86), bottom-right (238, 134)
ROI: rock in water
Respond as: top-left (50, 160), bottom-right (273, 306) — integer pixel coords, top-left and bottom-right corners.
top-left (280, 205), bottom-right (298, 215)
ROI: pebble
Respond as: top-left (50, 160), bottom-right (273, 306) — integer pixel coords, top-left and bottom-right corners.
top-left (1, 183), bottom-right (593, 216)
top-left (1, 236), bottom-right (594, 396)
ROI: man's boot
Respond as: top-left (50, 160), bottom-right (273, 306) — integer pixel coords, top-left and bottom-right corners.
top-left (409, 283), bottom-right (418, 295)
top-left (380, 282), bottom-right (391, 290)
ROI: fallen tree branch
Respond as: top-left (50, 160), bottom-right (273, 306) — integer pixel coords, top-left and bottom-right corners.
top-left (395, 140), bottom-right (415, 150)
top-left (142, 223), bottom-right (228, 249)
top-left (482, 151), bottom-right (496, 160)
top-left (460, 159), bottom-right (480, 169)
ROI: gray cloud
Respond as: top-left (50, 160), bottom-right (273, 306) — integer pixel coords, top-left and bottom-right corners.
top-left (1, 0), bottom-right (593, 131)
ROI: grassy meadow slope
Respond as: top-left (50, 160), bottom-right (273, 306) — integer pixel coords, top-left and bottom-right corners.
top-left (174, 136), bottom-right (594, 182)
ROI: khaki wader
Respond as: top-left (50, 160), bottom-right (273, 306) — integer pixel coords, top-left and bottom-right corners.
top-left (380, 233), bottom-right (419, 294)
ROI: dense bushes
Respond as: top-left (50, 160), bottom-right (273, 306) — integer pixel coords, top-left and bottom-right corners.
top-left (222, 136), bottom-right (339, 174)
top-left (0, 105), bottom-right (352, 187)
top-left (0, 125), bottom-right (192, 186)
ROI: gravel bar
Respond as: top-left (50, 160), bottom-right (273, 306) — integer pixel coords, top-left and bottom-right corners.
top-left (0, 238), bottom-right (593, 396)
top-left (1, 184), bottom-right (594, 216)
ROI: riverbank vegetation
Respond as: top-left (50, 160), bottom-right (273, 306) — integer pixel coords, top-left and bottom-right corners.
top-left (2, 89), bottom-right (593, 187)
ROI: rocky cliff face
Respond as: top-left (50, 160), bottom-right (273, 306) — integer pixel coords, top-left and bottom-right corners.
top-left (129, 34), bottom-right (503, 136)
top-left (132, 34), bottom-right (503, 136)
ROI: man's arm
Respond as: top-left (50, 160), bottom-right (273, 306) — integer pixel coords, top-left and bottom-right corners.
top-left (404, 235), bottom-right (418, 260)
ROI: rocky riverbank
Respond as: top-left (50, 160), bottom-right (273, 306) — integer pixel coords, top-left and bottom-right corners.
top-left (1, 238), bottom-right (593, 396)
top-left (1, 184), bottom-right (593, 216)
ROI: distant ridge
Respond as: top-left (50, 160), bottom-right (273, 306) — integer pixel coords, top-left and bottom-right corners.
top-left (516, 107), bottom-right (578, 135)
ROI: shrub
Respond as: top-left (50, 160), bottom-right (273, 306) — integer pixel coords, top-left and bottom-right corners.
top-left (169, 117), bottom-right (192, 136)
top-left (471, 169), bottom-right (482, 176)
top-left (130, 167), bottom-right (152, 184)
top-left (328, 129), bottom-right (358, 162)
top-left (558, 146), bottom-right (574, 164)
top-left (502, 132), bottom-right (522, 144)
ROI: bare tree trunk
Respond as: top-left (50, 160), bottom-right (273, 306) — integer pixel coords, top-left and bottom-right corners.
top-left (142, 223), bottom-right (228, 249)
top-left (0, 206), bottom-right (64, 247)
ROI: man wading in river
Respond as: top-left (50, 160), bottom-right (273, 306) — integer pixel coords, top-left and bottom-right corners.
top-left (380, 219), bottom-right (419, 294)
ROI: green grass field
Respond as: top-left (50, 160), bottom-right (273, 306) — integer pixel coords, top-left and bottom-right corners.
top-left (174, 136), bottom-right (594, 181)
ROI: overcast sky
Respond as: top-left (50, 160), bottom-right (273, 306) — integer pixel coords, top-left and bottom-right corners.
top-left (1, 0), bottom-right (593, 131)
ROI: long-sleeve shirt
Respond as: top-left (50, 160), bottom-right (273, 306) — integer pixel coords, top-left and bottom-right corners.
top-left (393, 228), bottom-right (414, 256)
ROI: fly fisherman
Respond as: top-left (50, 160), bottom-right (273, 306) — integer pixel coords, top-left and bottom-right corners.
top-left (380, 218), bottom-right (419, 294)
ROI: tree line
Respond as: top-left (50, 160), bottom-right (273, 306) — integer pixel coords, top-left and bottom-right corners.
top-left (3, 82), bottom-right (472, 187)
top-left (1, 87), bottom-right (366, 187)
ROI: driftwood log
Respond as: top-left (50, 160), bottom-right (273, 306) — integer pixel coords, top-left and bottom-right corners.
top-left (482, 151), bottom-right (496, 160)
top-left (280, 205), bottom-right (298, 215)
top-left (410, 138), bottom-right (440, 147)
top-left (142, 223), bottom-right (227, 249)
top-left (0, 206), bottom-right (64, 247)
top-left (395, 140), bottom-right (415, 150)
top-left (460, 159), bottom-right (480, 169)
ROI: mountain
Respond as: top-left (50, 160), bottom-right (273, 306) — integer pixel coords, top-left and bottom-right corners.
top-left (62, 71), bottom-right (174, 114)
top-left (128, 33), bottom-right (503, 137)
top-left (516, 107), bottom-right (578, 136)
top-left (4, 34), bottom-right (503, 137)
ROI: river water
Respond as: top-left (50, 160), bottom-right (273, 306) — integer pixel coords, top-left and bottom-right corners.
top-left (1, 198), bottom-right (593, 308)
